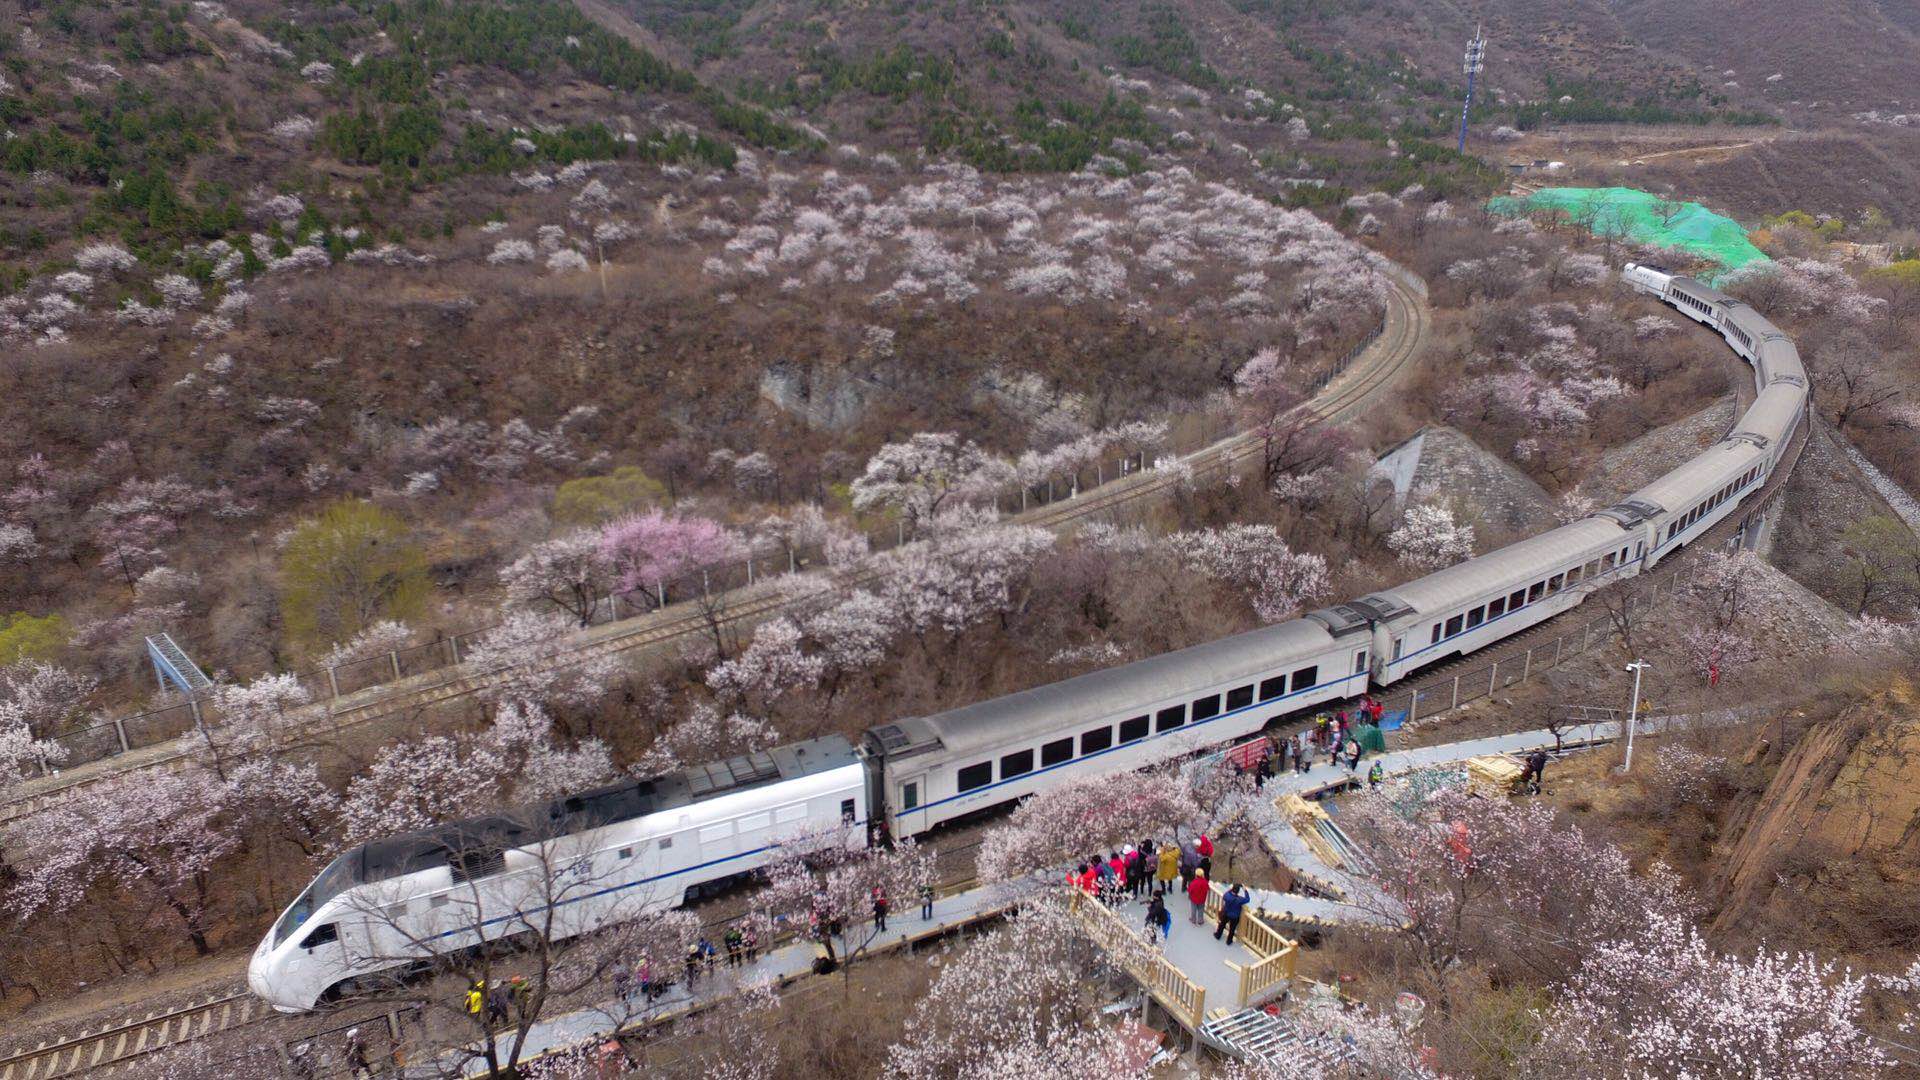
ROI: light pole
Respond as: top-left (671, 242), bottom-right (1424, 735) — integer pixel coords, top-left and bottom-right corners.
top-left (1622, 660), bottom-right (1649, 771)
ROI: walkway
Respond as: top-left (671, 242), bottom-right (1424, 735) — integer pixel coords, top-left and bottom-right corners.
top-left (425, 889), bottom-right (1014, 1078)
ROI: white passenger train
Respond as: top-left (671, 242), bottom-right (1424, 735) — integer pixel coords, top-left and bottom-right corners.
top-left (253, 266), bottom-right (1805, 1012)
top-left (249, 739), bottom-right (865, 1011)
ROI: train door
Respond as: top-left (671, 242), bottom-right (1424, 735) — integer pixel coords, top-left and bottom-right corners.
top-left (895, 772), bottom-right (927, 837)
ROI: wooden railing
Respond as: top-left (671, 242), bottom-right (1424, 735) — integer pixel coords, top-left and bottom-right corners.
top-left (1067, 890), bottom-right (1208, 1029)
top-left (1202, 882), bottom-right (1299, 1009)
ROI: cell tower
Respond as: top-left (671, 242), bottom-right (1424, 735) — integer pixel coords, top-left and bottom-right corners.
top-left (1457, 25), bottom-right (1488, 154)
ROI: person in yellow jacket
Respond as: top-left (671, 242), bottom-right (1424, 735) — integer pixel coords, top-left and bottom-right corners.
top-left (465, 980), bottom-right (486, 1017)
top-left (1156, 842), bottom-right (1179, 888)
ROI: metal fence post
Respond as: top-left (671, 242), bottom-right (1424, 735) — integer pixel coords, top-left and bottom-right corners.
top-left (449, 635), bottom-right (461, 664)
top-left (1451, 676), bottom-right (1460, 710)
top-left (1406, 690), bottom-right (1417, 726)
top-left (113, 716), bottom-right (131, 754)
top-left (1522, 648), bottom-right (1532, 682)
top-left (389, 651), bottom-right (402, 680)
top-left (328, 666), bottom-right (341, 699)
top-left (1554, 637), bottom-right (1563, 665)
top-left (1489, 664), bottom-right (1498, 696)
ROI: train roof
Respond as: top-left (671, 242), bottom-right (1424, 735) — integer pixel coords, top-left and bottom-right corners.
top-left (1628, 435), bottom-right (1768, 513)
top-left (339, 736), bottom-right (859, 886)
top-left (870, 617), bottom-right (1347, 760)
top-left (1357, 518), bottom-right (1627, 624)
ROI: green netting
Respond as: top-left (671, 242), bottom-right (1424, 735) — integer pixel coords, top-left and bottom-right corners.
top-left (1487, 186), bottom-right (1770, 276)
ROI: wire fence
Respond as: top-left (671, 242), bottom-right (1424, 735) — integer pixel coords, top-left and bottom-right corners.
top-left (40, 318), bottom-right (1390, 776)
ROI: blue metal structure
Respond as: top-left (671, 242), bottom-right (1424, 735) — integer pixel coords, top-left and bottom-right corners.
top-left (1457, 27), bottom-right (1487, 154)
top-left (146, 633), bottom-right (214, 696)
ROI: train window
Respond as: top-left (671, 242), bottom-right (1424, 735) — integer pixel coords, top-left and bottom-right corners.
top-left (1430, 624), bottom-right (1442, 645)
top-left (1488, 597), bottom-right (1506, 618)
top-left (1352, 649), bottom-right (1369, 675)
top-left (1465, 606), bottom-right (1485, 629)
top-left (1081, 726), bottom-right (1114, 754)
top-left (1291, 666), bottom-right (1318, 692)
top-left (1259, 676), bottom-right (1286, 702)
top-left (301, 923), bottom-right (338, 950)
top-left (618, 847), bottom-right (634, 860)
top-left (385, 902), bottom-right (408, 919)
top-left (1566, 566), bottom-right (1581, 586)
top-left (1391, 637), bottom-right (1404, 661)
top-left (1001, 749), bottom-right (1034, 779)
top-left (902, 782), bottom-right (920, 811)
top-left (1603, 552), bottom-right (1616, 570)
top-left (1042, 737), bottom-right (1074, 765)
top-left (1226, 685), bottom-right (1254, 711)
top-left (1444, 614), bottom-right (1463, 637)
top-left (659, 836), bottom-right (673, 849)
top-left (430, 895), bottom-right (450, 909)
top-left (1510, 588), bottom-right (1527, 610)
top-left (1191, 695), bottom-right (1221, 721)
top-left (1156, 706), bottom-right (1186, 732)
top-left (841, 799), bottom-right (856, 822)
top-left (1586, 559), bottom-right (1601, 578)
top-left (1528, 582), bottom-right (1545, 603)
top-left (957, 762), bottom-right (993, 793)
top-left (1120, 715), bottom-right (1150, 742)
top-left (1547, 573), bottom-right (1564, 594)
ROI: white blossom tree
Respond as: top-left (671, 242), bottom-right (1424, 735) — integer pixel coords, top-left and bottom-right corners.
top-left (1165, 524), bottom-right (1331, 622)
top-left (1387, 503), bottom-right (1476, 570)
top-left (850, 433), bottom-right (1013, 536)
top-left (501, 530), bottom-right (616, 626)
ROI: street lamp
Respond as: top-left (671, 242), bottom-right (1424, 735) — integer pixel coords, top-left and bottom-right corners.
top-left (1622, 660), bottom-right (1649, 771)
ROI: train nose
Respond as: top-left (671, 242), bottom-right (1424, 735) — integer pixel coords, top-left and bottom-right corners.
top-left (246, 939), bottom-right (279, 1006)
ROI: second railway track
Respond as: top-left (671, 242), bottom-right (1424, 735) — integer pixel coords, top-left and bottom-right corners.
top-left (0, 266), bottom-right (1431, 828)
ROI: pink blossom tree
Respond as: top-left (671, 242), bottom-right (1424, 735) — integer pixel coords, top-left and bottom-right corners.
top-left (977, 766), bottom-right (1208, 890)
top-left (597, 510), bottom-right (747, 607)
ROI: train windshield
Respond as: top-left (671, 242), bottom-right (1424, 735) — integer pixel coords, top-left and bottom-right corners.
top-left (272, 853), bottom-right (357, 948)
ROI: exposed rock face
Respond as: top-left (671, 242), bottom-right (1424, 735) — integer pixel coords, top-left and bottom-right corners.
top-left (758, 360), bottom-right (886, 431)
top-left (1370, 425), bottom-right (1559, 537)
top-left (1709, 679), bottom-right (1920, 955)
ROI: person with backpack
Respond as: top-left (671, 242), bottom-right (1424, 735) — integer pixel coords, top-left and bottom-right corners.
top-left (1368, 760), bottom-right (1385, 788)
top-left (1145, 890), bottom-right (1172, 944)
top-left (1214, 883), bottom-right (1249, 945)
top-left (920, 882), bottom-right (935, 920)
top-left (1526, 748), bottom-right (1549, 794)
top-left (871, 885), bottom-right (889, 933)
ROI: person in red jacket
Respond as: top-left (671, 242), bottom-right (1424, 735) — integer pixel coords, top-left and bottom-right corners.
top-left (1186, 869), bottom-right (1211, 924)
top-left (1196, 834), bottom-right (1214, 859)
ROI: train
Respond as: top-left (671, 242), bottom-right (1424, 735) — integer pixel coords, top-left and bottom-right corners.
top-left (251, 266), bottom-right (1804, 1012)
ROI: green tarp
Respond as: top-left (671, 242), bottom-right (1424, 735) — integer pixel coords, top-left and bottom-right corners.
top-left (1354, 723), bottom-right (1387, 754)
top-left (1487, 186), bottom-right (1769, 277)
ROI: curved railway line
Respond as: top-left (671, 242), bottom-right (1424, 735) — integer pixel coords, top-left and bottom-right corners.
top-left (0, 266), bottom-right (1431, 829)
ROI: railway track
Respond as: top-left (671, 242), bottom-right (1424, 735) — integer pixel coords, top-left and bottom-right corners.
top-left (0, 267), bottom-right (1431, 829)
top-left (0, 990), bottom-right (260, 1079)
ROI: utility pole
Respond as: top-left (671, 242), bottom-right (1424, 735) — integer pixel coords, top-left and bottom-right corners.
top-left (1457, 26), bottom-right (1488, 154)
top-left (1622, 660), bottom-right (1649, 771)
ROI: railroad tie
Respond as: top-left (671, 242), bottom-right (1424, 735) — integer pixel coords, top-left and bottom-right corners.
top-left (88, 1036), bottom-right (106, 1066)
top-left (108, 1032), bottom-right (127, 1060)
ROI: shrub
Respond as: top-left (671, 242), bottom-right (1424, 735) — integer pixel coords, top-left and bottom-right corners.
top-left (551, 466), bottom-right (666, 525)
top-left (279, 500), bottom-right (431, 652)
top-left (0, 613), bottom-right (68, 666)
